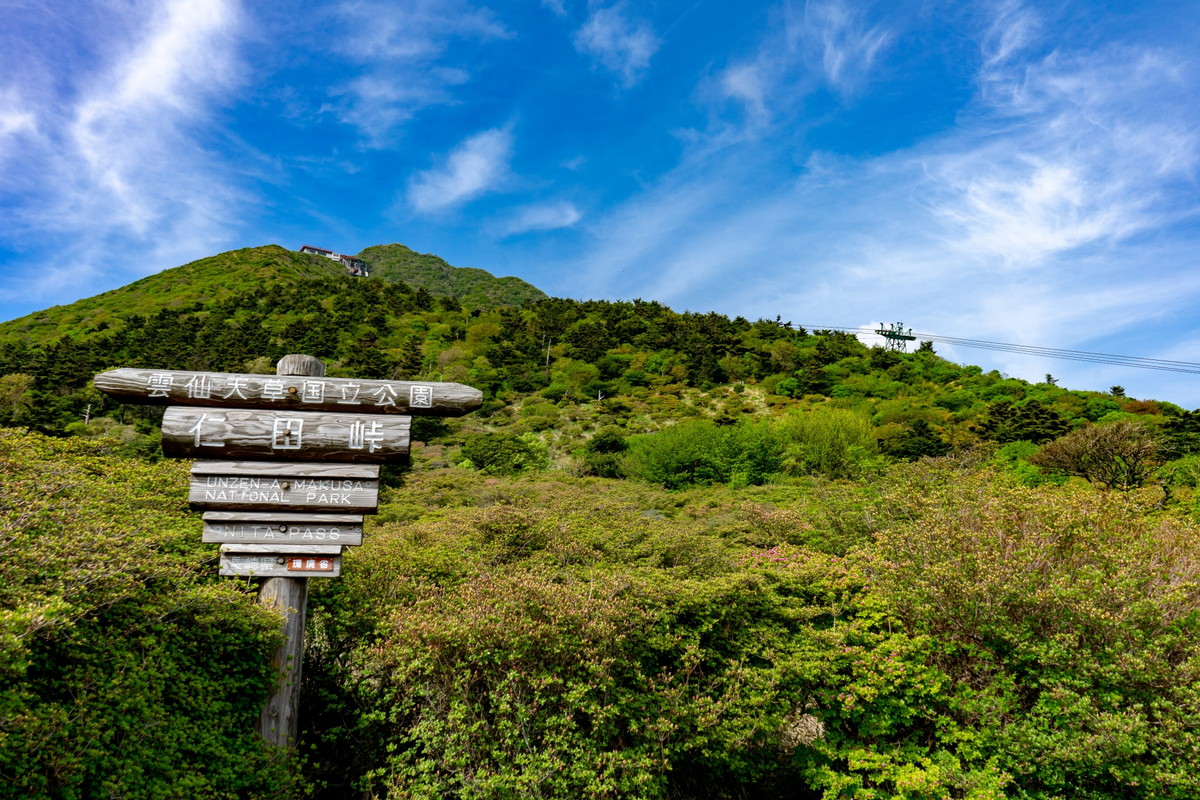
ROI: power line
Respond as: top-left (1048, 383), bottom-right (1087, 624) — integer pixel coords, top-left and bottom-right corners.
top-left (802, 325), bottom-right (1200, 376)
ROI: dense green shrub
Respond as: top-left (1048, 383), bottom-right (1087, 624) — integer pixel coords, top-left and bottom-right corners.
top-left (303, 472), bottom-right (1021, 799)
top-left (0, 429), bottom-right (294, 798)
top-left (460, 431), bottom-right (549, 475)
top-left (14, 426), bottom-right (1198, 800)
top-left (776, 406), bottom-right (880, 479)
top-left (623, 420), bottom-right (782, 488)
top-left (582, 426), bottom-right (628, 478)
top-left (869, 462), bottom-right (1200, 799)
top-left (991, 439), bottom-right (1068, 486)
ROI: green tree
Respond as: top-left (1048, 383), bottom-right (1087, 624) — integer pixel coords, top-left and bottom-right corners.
top-left (1029, 419), bottom-right (1163, 490)
top-left (1163, 409), bottom-right (1200, 456)
top-left (582, 426), bottom-right (628, 478)
top-left (623, 420), bottom-right (782, 489)
top-left (884, 419), bottom-right (951, 460)
top-left (976, 399), bottom-right (1072, 444)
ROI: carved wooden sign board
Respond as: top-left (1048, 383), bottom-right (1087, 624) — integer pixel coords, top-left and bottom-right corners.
top-left (94, 368), bottom-right (480, 416)
top-left (202, 511), bottom-right (365, 546)
top-left (95, 364), bottom-right (482, 578)
top-left (189, 461), bottom-right (381, 512)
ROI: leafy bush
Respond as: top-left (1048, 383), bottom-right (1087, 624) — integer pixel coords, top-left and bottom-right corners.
top-left (460, 431), bottom-right (549, 475)
top-left (1084, 396), bottom-right (1123, 421)
top-left (868, 463), bottom-right (1200, 798)
top-left (623, 420), bottom-right (782, 489)
top-left (776, 406), bottom-right (880, 479)
top-left (304, 473), bottom-right (1017, 799)
top-left (0, 429), bottom-right (294, 798)
top-left (582, 426), bottom-right (628, 478)
top-left (990, 440), bottom-right (1067, 486)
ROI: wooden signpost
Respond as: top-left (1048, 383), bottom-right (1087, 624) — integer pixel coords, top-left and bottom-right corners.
top-left (95, 353), bottom-right (481, 749)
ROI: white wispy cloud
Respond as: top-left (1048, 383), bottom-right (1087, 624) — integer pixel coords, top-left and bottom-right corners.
top-left (0, 0), bottom-right (246, 304)
top-left (499, 201), bottom-right (582, 236)
top-left (700, 0), bottom-right (894, 141)
top-left (979, 0), bottom-right (1041, 74)
top-left (328, 0), bottom-right (510, 144)
top-left (0, 90), bottom-right (37, 168)
top-left (930, 32), bottom-right (1199, 269)
top-left (68, 0), bottom-right (242, 233)
top-left (719, 63), bottom-right (771, 129)
top-left (797, 0), bottom-right (891, 96)
top-left (333, 69), bottom-right (469, 142)
top-left (408, 127), bottom-right (514, 213)
top-left (573, 3), bottom-right (660, 88)
top-left (335, 0), bottom-right (506, 60)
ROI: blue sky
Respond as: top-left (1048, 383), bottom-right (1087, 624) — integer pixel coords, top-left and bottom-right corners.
top-left (3, 0), bottom-right (1200, 404)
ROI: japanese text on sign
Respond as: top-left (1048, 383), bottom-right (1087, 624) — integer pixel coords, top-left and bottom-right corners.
top-left (289, 557), bottom-right (334, 572)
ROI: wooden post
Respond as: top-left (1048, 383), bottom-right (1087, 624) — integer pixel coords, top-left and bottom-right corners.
top-left (256, 354), bottom-right (324, 748)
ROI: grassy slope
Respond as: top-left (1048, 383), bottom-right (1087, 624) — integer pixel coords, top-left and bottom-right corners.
top-left (0, 245), bottom-right (344, 345)
top-left (359, 243), bottom-right (547, 307)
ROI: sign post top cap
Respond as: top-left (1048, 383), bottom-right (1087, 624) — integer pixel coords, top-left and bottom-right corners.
top-left (277, 354), bottom-right (326, 378)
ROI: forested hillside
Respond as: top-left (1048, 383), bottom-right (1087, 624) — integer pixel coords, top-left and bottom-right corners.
top-left (3, 245), bottom-right (1200, 798)
top-left (3, 243), bottom-right (1193, 470)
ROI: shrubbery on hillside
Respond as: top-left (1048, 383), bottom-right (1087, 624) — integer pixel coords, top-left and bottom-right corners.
top-left (297, 460), bottom-right (1200, 799)
top-left (0, 430), bottom-right (296, 798)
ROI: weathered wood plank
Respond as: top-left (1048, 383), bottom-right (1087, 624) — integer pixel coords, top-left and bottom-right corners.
top-left (188, 471), bottom-right (379, 512)
top-left (163, 407), bottom-right (410, 462)
top-left (256, 573), bottom-right (307, 746)
top-left (95, 368), bottom-right (481, 416)
top-left (191, 460), bottom-right (379, 479)
top-left (221, 544), bottom-right (343, 556)
top-left (203, 515), bottom-right (363, 545)
top-left (203, 511), bottom-right (364, 523)
top-left (222, 553), bottom-right (341, 577)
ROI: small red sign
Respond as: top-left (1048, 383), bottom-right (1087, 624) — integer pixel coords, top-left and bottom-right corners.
top-left (288, 557), bottom-right (334, 572)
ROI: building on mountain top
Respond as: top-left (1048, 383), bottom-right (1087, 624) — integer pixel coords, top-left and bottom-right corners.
top-left (298, 244), bottom-right (370, 277)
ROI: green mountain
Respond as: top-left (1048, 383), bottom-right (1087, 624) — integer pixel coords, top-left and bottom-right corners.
top-left (0, 246), bottom-right (339, 345)
top-left (0, 243), bottom-right (543, 346)
top-left (359, 243), bottom-right (546, 307)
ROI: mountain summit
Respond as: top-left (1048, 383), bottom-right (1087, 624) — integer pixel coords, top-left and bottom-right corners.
top-left (0, 244), bottom-right (545, 345)
top-left (358, 244), bottom-right (546, 308)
